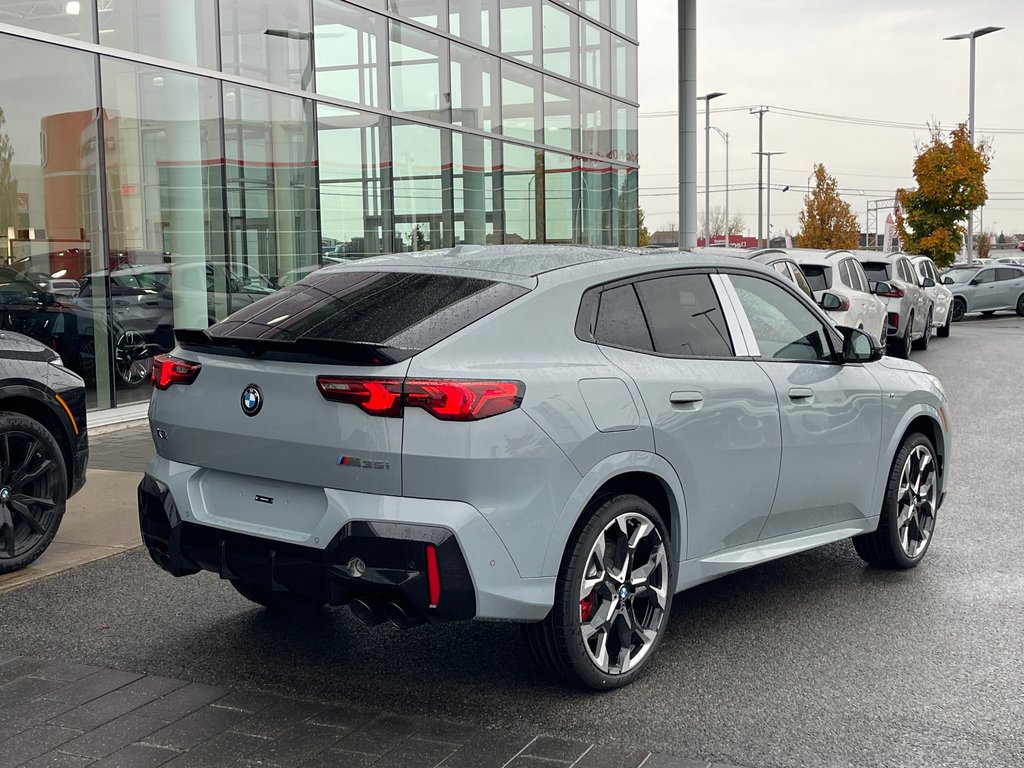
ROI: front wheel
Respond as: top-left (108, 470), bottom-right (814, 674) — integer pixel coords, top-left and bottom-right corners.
top-left (951, 298), bottom-right (967, 323)
top-left (525, 494), bottom-right (673, 689)
top-left (1016, 294), bottom-right (1024, 317)
top-left (853, 433), bottom-right (938, 569)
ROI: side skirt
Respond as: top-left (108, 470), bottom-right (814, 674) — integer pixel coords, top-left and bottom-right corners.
top-left (674, 518), bottom-right (879, 593)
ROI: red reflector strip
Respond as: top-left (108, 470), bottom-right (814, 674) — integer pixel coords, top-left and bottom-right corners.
top-left (425, 544), bottom-right (441, 608)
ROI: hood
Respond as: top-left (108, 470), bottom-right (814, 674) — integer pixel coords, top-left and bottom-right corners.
top-left (0, 330), bottom-right (60, 362)
top-left (878, 356), bottom-right (928, 374)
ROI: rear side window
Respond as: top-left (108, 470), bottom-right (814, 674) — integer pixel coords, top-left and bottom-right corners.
top-left (838, 260), bottom-right (853, 289)
top-left (800, 265), bottom-right (830, 293)
top-left (862, 262), bottom-right (891, 283)
top-left (206, 271), bottom-right (528, 355)
top-left (789, 264), bottom-right (814, 299)
top-left (995, 268), bottom-right (1022, 281)
top-left (848, 260), bottom-right (869, 293)
top-left (594, 285), bottom-right (653, 351)
top-left (634, 275), bottom-right (733, 357)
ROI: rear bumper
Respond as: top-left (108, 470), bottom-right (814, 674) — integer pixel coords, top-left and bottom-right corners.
top-left (137, 457), bottom-right (555, 622)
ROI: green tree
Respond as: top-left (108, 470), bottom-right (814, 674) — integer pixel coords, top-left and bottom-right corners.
top-left (896, 123), bottom-right (991, 269)
top-left (637, 204), bottom-right (650, 246)
top-left (0, 107), bottom-right (18, 238)
top-left (797, 164), bottom-right (860, 249)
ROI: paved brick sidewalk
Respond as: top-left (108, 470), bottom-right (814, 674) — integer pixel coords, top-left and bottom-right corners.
top-left (0, 655), bottom-right (738, 768)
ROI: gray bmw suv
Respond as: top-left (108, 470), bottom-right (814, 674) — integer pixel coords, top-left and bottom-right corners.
top-left (139, 246), bottom-right (951, 689)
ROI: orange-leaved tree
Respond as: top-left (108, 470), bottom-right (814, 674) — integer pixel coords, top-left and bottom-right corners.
top-left (797, 164), bottom-right (860, 249)
top-left (896, 123), bottom-right (991, 268)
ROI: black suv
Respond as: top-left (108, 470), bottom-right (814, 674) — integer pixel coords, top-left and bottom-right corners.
top-left (0, 330), bottom-right (89, 573)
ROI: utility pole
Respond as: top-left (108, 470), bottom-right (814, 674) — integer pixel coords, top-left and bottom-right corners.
top-left (698, 92), bottom-right (726, 247)
top-left (750, 107), bottom-right (769, 248)
top-left (679, 0), bottom-right (697, 250)
top-left (711, 127), bottom-right (729, 247)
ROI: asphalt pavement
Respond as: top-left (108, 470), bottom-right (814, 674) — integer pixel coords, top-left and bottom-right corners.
top-left (1, 314), bottom-right (1022, 768)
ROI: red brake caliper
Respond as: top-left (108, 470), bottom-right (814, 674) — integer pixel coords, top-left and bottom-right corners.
top-left (580, 593), bottom-right (595, 622)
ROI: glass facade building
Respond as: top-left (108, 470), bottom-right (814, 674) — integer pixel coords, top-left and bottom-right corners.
top-left (0, 0), bottom-right (637, 414)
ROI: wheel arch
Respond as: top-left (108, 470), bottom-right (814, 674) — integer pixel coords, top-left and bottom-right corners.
top-left (541, 452), bottom-right (687, 578)
top-left (0, 385), bottom-right (77, 487)
top-left (875, 405), bottom-right (949, 512)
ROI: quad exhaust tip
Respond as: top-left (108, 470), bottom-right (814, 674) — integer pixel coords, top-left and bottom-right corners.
top-left (382, 600), bottom-right (426, 629)
top-left (349, 597), bottom-right (426, 629)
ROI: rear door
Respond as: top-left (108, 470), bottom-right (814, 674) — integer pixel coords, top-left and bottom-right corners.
top-left (723, 273), bottom-right (883, 539)
top-left (996, 267), bottom-right (1024, 308)
top-left (594, 271), bottom-right (783, 559)
top-left (150, 269), bottom-right (529, 495)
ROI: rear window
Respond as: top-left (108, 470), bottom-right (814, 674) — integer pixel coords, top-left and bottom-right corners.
top-left (862, 262), bottom-right (891, 282)
top-left (197, 271), bottom-right (528, 362)
top-left (800, 265), bottom-right (830, 293)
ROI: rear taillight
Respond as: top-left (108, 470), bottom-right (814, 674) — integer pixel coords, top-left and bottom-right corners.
top-left (315, 377), bottom-right (524, 421)
top-left (878, 286), bottom-right (905, 298)
top-left (151, 355), bottom-right (202, 390)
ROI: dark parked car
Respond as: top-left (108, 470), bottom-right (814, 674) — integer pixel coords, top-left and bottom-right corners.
top-left (0, 329), bottom-right (89, 572)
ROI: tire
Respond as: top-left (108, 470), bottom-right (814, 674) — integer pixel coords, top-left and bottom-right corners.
top-left (0, 413), bottom-right (69, 574)
top-left (114, 331), bottom-right (153, 388)
top-left (852, 433), bottom-right (938, 570)
top-left (937, 308), bottom-right (952, 338)
top-left (951, 297), bottom-right (967, 323)
top-left (525, 494), bottom-right (673, 689)
top-left (230, 580), bottom-right (326, 611)
top-left (889, 313), bottom-right (912, 359)
top-left (1017, 294), bottom-right (1024, 317)
top-left (912, 311), bottom-right (932, 351)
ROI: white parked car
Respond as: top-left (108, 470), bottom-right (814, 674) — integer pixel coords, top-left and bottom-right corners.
top-left (790, 250), bottom-right (888, 344)
top-left (910, 255), bottom-right (953, 339)
top-left (852, 252), bottom-right (934, 359)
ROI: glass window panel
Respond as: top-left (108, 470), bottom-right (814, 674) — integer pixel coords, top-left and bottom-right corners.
top-left (500, 0), bottom-right (538, 65)
top-left (611, 167), bottom-right (637, 246)
top-left (314, 0), bottom-right (387, 109)
top-left (101, 1), bottom-right (217, 69)
top-left (221, 0), bottom-right (313, 91)
top-left (732, 275), bottom-right (835, 362)
top-left (542, 2), bottom-right (574, 78)
top-left (595, 285), bottom-right (652, 352)
top-left (612, 36), bottom-right (637, 101)
top-left (503, 143), bottom-right (538, 244)
top-left (501, 62), bottom-right (540, 143)
top-left (580, 20), bottom-right (609, 92)
top-left (580, 0), bottom-right (608, 25)
top-left (636, 275), bottom-right (734, 357)
top-left (317, 106), bottom-right (385, 270)
top-left (611, 0), bottom-right (636, 37)
top-left (223, 84), bottom-right (319, 307)
top-left (545, 152), bottom-right (577, 243)
top-left (451, 43), bottom-right (500, 133)
top-left (390, 0), bottom-right (446, 30)
top-left (449, 0), bottom-right (499, 49)
top-left (544, 77), bottom-right (578, 152)
top-left (453, 133), bottom-right (498, 246)
top-left (581, 90), bottom-right (611, 157)
top-left (392, 121), bottom-right (448, 252)
top-left (0, 0), bottom-right (94, 40)
top-left (580, 157), bottom-right (609, 245)
top-left (0, 34), bottom-right (108, 406)
top-left (390, 22), bottom-right (450, 120)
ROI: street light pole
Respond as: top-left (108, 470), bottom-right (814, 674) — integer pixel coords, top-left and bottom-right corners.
top-left (697, 92), bottom-right (725, 247)
top-left (754, 151), bottom-right (784, 248)
top-left (944, 25), bottom-right (1002, 264)
top-left (711, 127), bottom-right (729, 246)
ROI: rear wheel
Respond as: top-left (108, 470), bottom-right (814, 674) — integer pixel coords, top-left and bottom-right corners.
top-left (1016, 294), bottom-right (1024, 317)
top-left (912, 311), bottom-right (932, 351)
top-left (951, 297), bottom-right (967, 322)
top-left (889, 314), bottom-right (912, 359)
top-left (525, 494), bottom-right (672, 689)
top-left (0, 413), bottom-right (68, 574)
top-left (230, 580), bottom-right (326, 611)
top-left (937, 308), bottom-right (952, 338)
top-left (853, 433), bottom-right (937, 569)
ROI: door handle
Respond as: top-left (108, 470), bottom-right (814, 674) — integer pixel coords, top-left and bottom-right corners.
top-left (788, 387), bottom-right (814, 401)
top-left (669, 391), bottom-right (704, 407)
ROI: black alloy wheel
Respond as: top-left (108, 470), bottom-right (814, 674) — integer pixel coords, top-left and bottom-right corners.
top-left (1016, 294), bottom-right (1024, 317)
top-left (951, 298), bottom-right (967, 322)
top-left (913, 311), bottom-right (932, 351)
top-left (0, 413), bottom-right (68, 574)
top-left (114, 330), bottom-right (153, 388)
top-left (937, 307), bottom-right (952, 338)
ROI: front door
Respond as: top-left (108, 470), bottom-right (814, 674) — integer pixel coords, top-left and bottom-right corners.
top-left (593, 272), bottom-right (783, 559)
top-left (724, 273), bottom-right (884, 540)
top-left (971, 268), bottom-right (1001, 311)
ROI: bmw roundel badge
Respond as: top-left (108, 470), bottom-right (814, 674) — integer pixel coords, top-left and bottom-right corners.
top-left (241, 384), bottom-right (263, 417)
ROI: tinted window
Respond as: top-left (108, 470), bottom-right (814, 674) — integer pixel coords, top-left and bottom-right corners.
top-left (208, 271), bottom-right (529, 352)
top-left (594, 284), bottom-right (653, 351)
top-left (0, 268), bottom-right (45, 304)
top-left (800, 265), bottom-right (830, 293)
top-left (789, 264), bottom-right (814, 299)
top-left (848, 260), bottom-right (869, 292)
top-left (974, 269), bottom-right (996, 284)
top-left (731, 275), bottom-right (834, 362)
top-left (943, 268), bottom-right (979, 284)
top-left (861, 262), bottom-right (891, 283)
top-left (995, 268), bottom-right (1022, 282)
top-left (633, 274), bottom-right (733, 357)
top-left (838, 260), bottom-right (853, 289)
top-left (772, 262), bottom-right (790, 276)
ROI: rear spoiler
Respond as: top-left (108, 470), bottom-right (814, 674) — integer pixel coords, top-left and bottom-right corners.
top-left (174, 328), bottom-right (416, 367)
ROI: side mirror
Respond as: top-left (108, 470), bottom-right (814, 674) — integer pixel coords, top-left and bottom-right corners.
top-left (819, 292), bottom-right (844, 311)
top-left (921, 277), bottom-right (936, 288)
top-left (839, 326), bottom-right (883, 364)
top-left (942, 276), bottom-right (954, 285)
top-left (969, 277), bottom-right (982, 286)
top-left (871, 281), bottom-right (893, 296)
top-left (40, 291), bottom-right (57, 306)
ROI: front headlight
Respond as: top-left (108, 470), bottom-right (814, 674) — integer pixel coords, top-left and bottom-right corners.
top-left (49, 355), bottom-right (65, 368)
top-left (925, 373), bottom-right (945, 399)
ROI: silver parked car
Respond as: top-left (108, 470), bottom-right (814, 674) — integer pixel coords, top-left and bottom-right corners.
top-left (942, 263), bottom-right (1024, 320)
top-left (910, 256), bottom-right (953, 339)
top-left (695, 247), bottom-right (816, 300)
top-left (853, 252), bottom-right (934, 358)
top-left (138, 246), bottom-right (951, 689)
